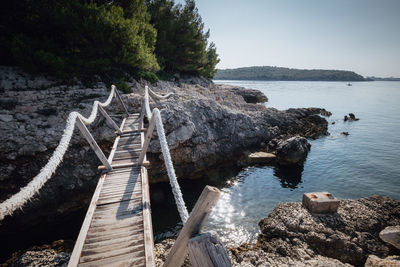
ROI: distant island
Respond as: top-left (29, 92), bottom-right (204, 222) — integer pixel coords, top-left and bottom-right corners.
top-left (367, 76), bottom-right (400, 81)
top-left (214, 66), bottom-right (368, 81)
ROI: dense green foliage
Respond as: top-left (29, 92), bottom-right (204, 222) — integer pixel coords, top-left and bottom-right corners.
top-left (146, 0), bottom-right (219, 78)
top-left (0, 0), bottom-right (159, 78)
top-left (214, 66), bottom-right (367, 81)
top-left (0, 0), bottom-right (219, 80)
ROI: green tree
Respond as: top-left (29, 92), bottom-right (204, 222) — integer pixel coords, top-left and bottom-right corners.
top-left (146, 0), bottom-right (219, 78)
top-left (0, 0), bottom-right (159, 78)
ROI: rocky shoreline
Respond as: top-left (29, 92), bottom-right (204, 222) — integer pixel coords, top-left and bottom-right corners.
top-left (153, 195), bottom-right (400, 267)
top-left (0, 66), bottom-right (331, 264)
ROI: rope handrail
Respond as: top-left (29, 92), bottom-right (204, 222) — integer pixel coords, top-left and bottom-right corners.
top-left (1, 83), bottom-right (189, 225)
top-left (0, 85), bottom-right (120, 221)
top-left (142, 86), bottom-right (189, 223)
top-left (148, 87), bottom-right (174, 100)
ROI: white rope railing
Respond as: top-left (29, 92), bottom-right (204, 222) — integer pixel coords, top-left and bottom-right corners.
top-left (0, 85), bottom-right (118, 221)
top-left (148, 87), bottom-right (174, 100)
top-left (143, 86), bottom-right (189, 223)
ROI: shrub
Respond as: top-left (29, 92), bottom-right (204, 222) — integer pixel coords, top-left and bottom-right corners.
top-left (139, 71), bottom-right (159, 83)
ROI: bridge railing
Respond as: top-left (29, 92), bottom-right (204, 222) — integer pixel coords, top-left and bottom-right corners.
top-left (138, 85), bottom-right (189, 222)
top-left (0, 85), bottom-right (129, 221)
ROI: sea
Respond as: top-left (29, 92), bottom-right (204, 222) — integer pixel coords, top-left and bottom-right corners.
top-left (151, 80), bottom-right (400, 247)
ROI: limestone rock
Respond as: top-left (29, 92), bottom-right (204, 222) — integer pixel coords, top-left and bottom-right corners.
top-left (380, 226), bottom-right (400, 250)
top-left (365, 255), bottom-right (400, 267)
top-left (257, 195), bottom-right (400, 266)
top-left (10, 250), bottom-right (70, 267)
top-left (274, 136), bottom-right (311, 165)
top-left (247, 152), bottom-right (276, 164)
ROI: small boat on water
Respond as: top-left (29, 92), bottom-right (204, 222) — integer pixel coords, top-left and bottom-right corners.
top-left (347, 83), bottom-right (352, 86)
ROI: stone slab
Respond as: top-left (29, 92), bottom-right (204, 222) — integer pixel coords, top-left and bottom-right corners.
top-left (379, 226), bottom-right (400, 250)
top-left (302, 192), bottom-right (340, 214)
top-left (247, 152), bottom-right (276, 164)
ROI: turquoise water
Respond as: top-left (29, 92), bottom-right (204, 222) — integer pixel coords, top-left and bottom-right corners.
top-left (151, 81), bottom-right (400, 246)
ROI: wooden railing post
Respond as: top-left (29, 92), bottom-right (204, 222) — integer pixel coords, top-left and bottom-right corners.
top-left (98, 105), bottom-right (122, 135)
top-left (138, 98), bottom-right (146, 132)
top-left (163, 186), bottom-right (221, 267)
top-left (188, 231), bottom-right (231, 267)
top-left (138, 113), bottom-right (156, 166)
top-left (114, 87), bottom-right (130, 116)
top-left (76, 117), bottom-right (112, 171)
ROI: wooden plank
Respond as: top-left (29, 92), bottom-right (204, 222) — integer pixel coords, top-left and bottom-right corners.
top-left (68, 174), bottom-right (108, 267)
top-left (141, 166), bottom-right (155, 267)
top-left (96, 193), bottom-right (142, 205)
top-left (78, 251), bottom-right (145, 267)
top-left (79, 245), bottom-right (144, 263)
top-left (76, 117), bottom-right (112, 171)
top-left (111, 157), bottom-right (138, 164)
top-left (81, 241), bottom-right (144, 257)
top-left (83, 234), bottom-right (144, 249)
top-left (163, 186), bottom-right (221, 267)
top-left (85, 227), bottom-right (144, 243)
top-left (188, 232), bottom-right (232, 267)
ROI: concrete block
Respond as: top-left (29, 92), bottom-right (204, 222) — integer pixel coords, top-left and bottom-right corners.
top-left (302, 192), bottom-right (340, 214)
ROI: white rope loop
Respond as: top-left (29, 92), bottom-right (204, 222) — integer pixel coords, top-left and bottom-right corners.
top-left (153, 108), bottom-right (189, 223)
top-left (0, 86), bottom-right (117, 221)
top-left (148, 86), bottom-right (174, 100)
top-left (144, 86), bottom-right (189, 223)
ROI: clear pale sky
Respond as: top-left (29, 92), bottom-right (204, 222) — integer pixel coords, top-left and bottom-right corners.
top-left (175, 0), bottom-right (400, 77)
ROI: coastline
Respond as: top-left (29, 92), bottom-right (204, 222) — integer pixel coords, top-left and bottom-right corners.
top-left (3, 66), bottom-right (393, 266)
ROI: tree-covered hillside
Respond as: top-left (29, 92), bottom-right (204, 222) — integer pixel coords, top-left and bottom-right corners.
top-left (214, 66), bottom-right (367, 81)
top-left (0, 0), bottom-right (219, 80)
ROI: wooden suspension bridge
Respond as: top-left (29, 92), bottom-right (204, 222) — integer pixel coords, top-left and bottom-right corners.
top-left (65, 86), bottom-right (231, 267)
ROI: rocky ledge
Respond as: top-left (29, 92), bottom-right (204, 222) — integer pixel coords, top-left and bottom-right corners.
top-left (238, 195), bottom-right (400, 266)
top-left (154, 196), bottom-right (400, 267)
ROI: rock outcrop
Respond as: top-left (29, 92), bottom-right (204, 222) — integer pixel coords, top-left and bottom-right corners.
top-left (217, 84), bottom-right (268, 103)
top-left (0, 66), bottom-right (329, 253)
top-left (273, 136), bottom-right (311, 165)
top-left (256, 195), bottom-right (400, 266)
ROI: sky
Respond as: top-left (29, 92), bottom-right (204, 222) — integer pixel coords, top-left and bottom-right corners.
top-left (175, 0), bottom-right (400, 77)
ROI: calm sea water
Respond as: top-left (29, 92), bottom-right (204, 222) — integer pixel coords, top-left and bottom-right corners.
top-left (151, 80), bottom-right (400, 246)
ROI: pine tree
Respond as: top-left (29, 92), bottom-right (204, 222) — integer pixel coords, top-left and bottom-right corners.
top-left (146, 0), bottom-right (219, 78)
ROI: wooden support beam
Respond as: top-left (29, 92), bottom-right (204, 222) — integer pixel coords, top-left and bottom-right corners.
top-left (138, 99), bottom-right (146, 133)
top-left (163, 186), bottom-right (221, 267)
top-left (188, 232), bottom-right (231, 267)
top-left (68, 172), bottom-right (108, 267)
top-left (76, 117), bottom-right (112, 171)
top-left (141, 130), bottom-right (155, 267)
top-left (138, 115), bottom-right (156, 166)
top-left (114, 87), bottom-right (130, 116)
top-left (98, 105), bottom-right (122, 135)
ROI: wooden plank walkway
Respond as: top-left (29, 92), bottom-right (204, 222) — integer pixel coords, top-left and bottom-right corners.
top-left (69, 114), bottom-right (155, 267)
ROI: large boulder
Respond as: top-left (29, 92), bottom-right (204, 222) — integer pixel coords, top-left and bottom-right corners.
top-left (274, 136), bottom-right (311, 165)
